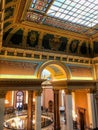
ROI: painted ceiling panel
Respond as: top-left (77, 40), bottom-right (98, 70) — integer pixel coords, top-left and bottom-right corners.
top-left (26, 0), bottom-right (98, 35)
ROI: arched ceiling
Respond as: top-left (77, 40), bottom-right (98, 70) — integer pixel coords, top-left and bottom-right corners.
top-left (0, 0), bottom-right (98, 57)
top-left (1, 0), bottom-right (98, 38)
top-left (41, 64), bottom-right (67, 80)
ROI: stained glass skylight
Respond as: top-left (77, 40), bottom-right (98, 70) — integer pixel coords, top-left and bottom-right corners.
top-left (27, 0), bottom-right (98, 35)
top-left (47, 0), bottom-right (98, 27)
top-left (30, 0), bottom-right (52, 13)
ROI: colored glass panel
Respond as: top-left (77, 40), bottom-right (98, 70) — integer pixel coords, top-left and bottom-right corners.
top-left (27, 0), bottom-right (98, 34)
top-left (30, 0), bottom-right (52, 13)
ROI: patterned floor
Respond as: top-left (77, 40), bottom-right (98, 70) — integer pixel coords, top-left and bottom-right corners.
top-left (42, 111), bottom-right (66, 130)
top-left (3, 111), bottom-right (66, 130)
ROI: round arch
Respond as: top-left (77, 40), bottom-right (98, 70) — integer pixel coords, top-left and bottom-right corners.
top-left (37, 60), bottom-right (70, 79)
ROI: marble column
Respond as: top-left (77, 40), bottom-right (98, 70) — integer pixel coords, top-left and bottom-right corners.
top-left (87, 91), bottom-right (96, 129)
top-left (27, 90), bottom-right (33, 130)
top-left (65, 89), bottom-right (73, 130)
top-left (54, 89), bottom-right (61, 130)
top-left (35, 90), bottom-right (41, 130)
top-left (0, 90), bottom-right (6, 130)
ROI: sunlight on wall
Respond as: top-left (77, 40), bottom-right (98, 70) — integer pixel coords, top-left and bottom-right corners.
top-left (0, 74), bottom-right (36, 79)
top-left (71, 77), bottom-right (93, 80)
top-left (52, 78), bottom-right (67, 81)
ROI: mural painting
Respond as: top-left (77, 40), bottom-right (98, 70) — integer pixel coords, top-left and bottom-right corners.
top-left (10, 29), bottom-right (23, 45)
top-left (88, 43), bottom-right (92, 57)
top-left (94, 41), bottom-right (98, 54)
top-left (69, 39), bottom-right (79, 53)
top-left (68, 65), bottom-right (93, 78)
top-left (42, 34), bottom-right (68, 51)
top-left (27, 30), bottom-right (39, 47)
top-left (0, 60), bottom-right (39, 75)
top-left (80, 42), bottom-right (87, 55)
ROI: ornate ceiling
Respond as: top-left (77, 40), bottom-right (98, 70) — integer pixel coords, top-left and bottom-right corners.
top-left (0, 0), bottom-right (98, 58)
top-left (28, 0), bottom-right (98, 35)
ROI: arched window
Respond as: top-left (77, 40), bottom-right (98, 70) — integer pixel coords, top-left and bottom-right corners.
top-left (16, 91), bottom-right (24, 108)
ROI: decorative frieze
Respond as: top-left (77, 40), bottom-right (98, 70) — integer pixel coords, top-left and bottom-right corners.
top-left (65, 89), bottom-right (72, 95)
top-left (0, 90), bottom-right (6, 98)
top-left (68, 65), bottom-right (93, 78)
top-left (0, 59), bottom-right (39, 75)
top-left (35, 90), bottom-right (42, 96)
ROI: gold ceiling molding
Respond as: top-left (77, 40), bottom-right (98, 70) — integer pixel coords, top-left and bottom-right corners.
top-left (22, 21), bottom-right (88, 40)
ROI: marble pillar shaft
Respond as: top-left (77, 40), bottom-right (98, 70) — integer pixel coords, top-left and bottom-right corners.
top-left (65, 90), bottom-right (73, 130)
top-left (87, 92), bottom-right (96, 128)
top-left (54, 89), bottom-right (60, 130)
top-left (35, 90), bottom-right (41, 130)
top-left (27, 90), bottom-right (33, 130)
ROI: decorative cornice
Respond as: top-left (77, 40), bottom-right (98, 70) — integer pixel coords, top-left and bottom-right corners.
top-left (35, 90), bottom-right (42, 96)
top-left (0, 79), bottom-right (97, 91)
top-left (65, 89), bottom-right (72, 95)
top-left (0, 90), bottom-right (7, 98)
top-left (51, 80), bottom-right (98, 90)
top-left (87, 88), bottom-right (96, 93)
top-left (0, 79), bottom-right (45, 91)
top-left (53, 89), bottom-right (60, 93)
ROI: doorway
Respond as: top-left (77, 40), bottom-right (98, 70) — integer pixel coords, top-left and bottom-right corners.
top-left (78, 108), bottom-right (86, 130)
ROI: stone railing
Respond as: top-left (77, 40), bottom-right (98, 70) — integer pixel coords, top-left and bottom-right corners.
top-left (0, 47), bottom-right (93, 65)
top-left (92, 57), bottom-right (98, 64)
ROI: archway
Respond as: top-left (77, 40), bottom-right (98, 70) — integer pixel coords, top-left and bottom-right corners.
top-left (37, 60), bottom-right (70, 111)
top-left (37, 61), bottom-right (70, 130)
top-left (37, 60), bottom-right (70, 79)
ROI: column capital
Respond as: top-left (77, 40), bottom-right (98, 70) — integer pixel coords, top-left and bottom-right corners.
top-left (35, 90), bottom-right (42, 96)
top-left (65, 89), bottom-right (72, 95)
top-left (87, 88), bottom-right (96, 94)
top-left (0, 90), bottom-right (7, 98)
top-left (53, 89), bottom-right (59, 94)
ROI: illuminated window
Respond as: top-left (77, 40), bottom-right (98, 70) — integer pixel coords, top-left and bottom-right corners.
top-left (16, 91), bottom-right (24, 108)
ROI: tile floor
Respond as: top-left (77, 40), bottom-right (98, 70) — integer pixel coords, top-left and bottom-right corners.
top-left (3, 111), bottom-right (68, 130)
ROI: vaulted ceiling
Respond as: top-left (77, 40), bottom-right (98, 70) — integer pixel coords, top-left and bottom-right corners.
top-left (0, 0), bottom-right (98, 58)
